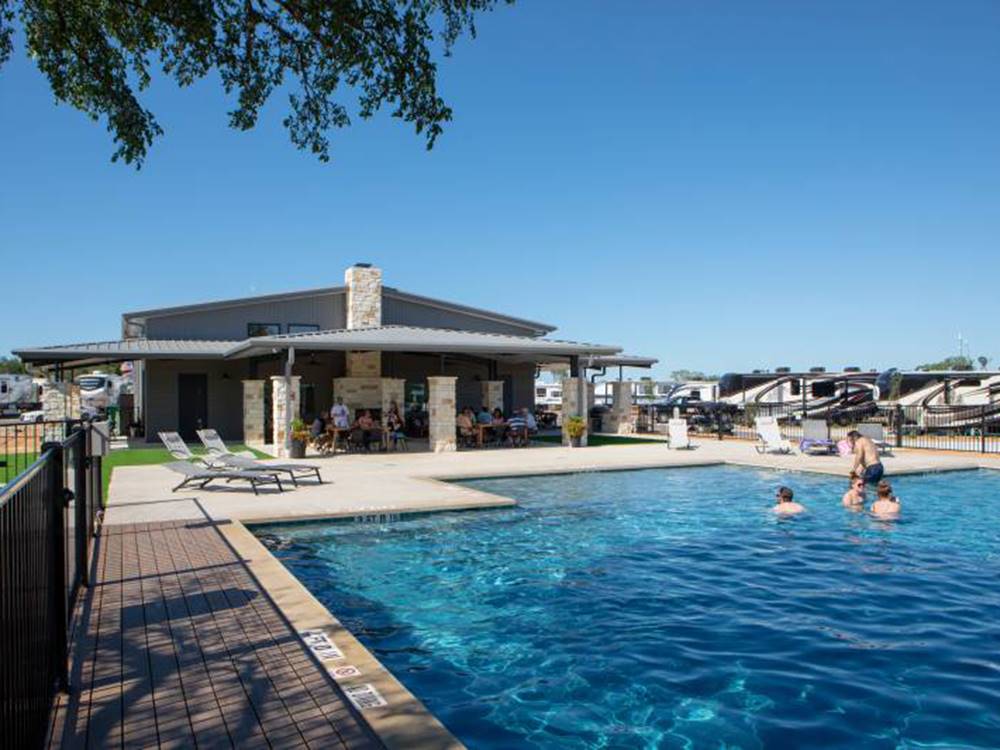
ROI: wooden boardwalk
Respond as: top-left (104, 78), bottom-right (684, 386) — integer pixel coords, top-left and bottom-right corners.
top-left (47, 520), bottom-right (382, 749)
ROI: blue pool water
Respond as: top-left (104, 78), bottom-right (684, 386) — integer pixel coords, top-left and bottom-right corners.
top-left (254, 467), bottom-right (1000, 749)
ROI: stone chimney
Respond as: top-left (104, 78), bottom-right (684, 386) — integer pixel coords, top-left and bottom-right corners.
top-left (344, 263), bottom-right (382, 329)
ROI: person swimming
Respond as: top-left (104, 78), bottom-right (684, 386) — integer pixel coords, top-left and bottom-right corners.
top-left (773, 486), bottom-right (805, 515)
top-left (842, 472), bottom-right (866, 508)
top-left (871, 480), bottom-right (901, 518)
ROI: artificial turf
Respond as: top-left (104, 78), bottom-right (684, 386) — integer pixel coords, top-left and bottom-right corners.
top-left (531, 433), bottom-right (664, 446)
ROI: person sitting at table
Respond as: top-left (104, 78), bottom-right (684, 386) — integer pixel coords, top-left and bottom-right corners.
top-left (355, 409), bottom-right (378, 451)
top-left (384, 402), bottom-right (405, 450)
top-left (506, 410), bottom-right (527, 446)
top-left (490, 408), bottom-right (507, 445)
top-left (523, 407), bottom-right (538, 435)
top-left (476, 406), bottom-right (492, 425)
top-left (310, 413), bottom-right (325, 438)
top-left (456, 408), bottom-right (476, 447)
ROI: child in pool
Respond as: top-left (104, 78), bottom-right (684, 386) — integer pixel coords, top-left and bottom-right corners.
top-left (773, 486), bottom-right (805, 515)
top-left (871, 480), bottom-right (901, 518)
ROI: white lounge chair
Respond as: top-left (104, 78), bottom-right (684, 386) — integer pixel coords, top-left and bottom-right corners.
top-left (196, 428), bottom-right (323, 486)
top-left (163, 461), bottom-right (283, 495)
top-left (754, 417), bottom-right (794, 454)
top-left (668, 418), bottom-right (692, 449)
top-left (857, 422), bottom-right (894, 457)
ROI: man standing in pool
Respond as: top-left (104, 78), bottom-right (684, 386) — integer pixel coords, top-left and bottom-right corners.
top-left (773, 486), bottom-right (805, 515)
top-left (847, 430), bottom-right (884, 485)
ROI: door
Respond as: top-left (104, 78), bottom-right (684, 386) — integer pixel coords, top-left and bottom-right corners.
top-left (177, 374), bottom-right (208, 440)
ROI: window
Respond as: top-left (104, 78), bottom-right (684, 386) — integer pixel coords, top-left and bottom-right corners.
top-left (812, 381), bottom-right (836, 398)
top-left (536, 387), bottom-right (547, 398)
top-left (287, 323), bottom-right (320, 334)
top-left (790, 379), bottom-right (801, 396)
top-left (248, 323), bottom-right (281, 337)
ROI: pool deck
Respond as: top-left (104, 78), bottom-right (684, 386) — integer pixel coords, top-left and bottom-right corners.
top-left (51, 439), bottom-right (1000, 748)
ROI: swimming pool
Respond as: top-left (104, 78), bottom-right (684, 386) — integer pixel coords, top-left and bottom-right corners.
top-left (253, 466), bottom-right (1000, 749)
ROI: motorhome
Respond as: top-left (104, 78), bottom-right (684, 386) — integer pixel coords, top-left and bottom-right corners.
top-left (0, 374), bottom-right (41, 415)
top-left (76, 371), bottom-right (126, 416)
top-left (875, 369), bottom-right (1000, 430)
top-left (718, 368), bottom-right (878, 421)
top-left (534, 381), bottom-right (563, 412)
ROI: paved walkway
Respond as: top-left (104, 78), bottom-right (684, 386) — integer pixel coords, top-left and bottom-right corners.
top-left (105, 438), bottom-right (1000, 525)
top-left (47, 519), bottom-right (381, 749)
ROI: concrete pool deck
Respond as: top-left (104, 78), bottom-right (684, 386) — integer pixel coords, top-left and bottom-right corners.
top-left (105, 438), bottom-right (1000, 526)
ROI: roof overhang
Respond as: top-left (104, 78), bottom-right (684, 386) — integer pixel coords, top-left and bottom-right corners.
top-left (586, 355), bottom-right (659, 369)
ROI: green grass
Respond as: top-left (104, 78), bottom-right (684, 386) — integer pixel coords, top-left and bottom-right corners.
top-left (101, 444), bottom-right (270, 500)
top-left (532, 434), bottom-right (664, 447)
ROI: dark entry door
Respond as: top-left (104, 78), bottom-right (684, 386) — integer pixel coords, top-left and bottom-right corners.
top-left (178, 374), bottom-right (208, 440)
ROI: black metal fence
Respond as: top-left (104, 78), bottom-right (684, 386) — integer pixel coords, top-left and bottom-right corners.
top-left (637, 403), bottom-right (1000, 454)
top-left (0, 422), bottom-right (104, 749)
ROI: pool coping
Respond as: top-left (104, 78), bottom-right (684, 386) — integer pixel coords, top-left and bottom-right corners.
top-left (221, 520), bottom-right (465, 750)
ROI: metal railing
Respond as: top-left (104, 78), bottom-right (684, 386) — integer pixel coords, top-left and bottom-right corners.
top-left (635, 402), bottom-right (1000, 454)
top-left (0, 420), bottom-right (81, 487)
top-left (0, 422), bottom-right (103, 749)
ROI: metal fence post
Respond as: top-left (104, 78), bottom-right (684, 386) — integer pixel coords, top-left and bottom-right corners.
top-left (895, 405), bottom-right (903, 448)
top-left (981, 406), bottom-right (987, 454)
top-left (41, 441), bottom-right (69, 694)
top-left (73, 430), bottom-right (89, 588)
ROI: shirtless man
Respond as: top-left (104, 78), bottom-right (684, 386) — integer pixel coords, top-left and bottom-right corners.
top-left (773, 486), bottom-right (806, 515)
top-left (842, 473), bottom-right (866, 508)
top-left (871, 480), bottom-right (901, 518)
top-left (847, 430), bottom-right (884, 485)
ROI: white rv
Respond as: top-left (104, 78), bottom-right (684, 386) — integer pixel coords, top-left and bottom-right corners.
top-left (76, 372), bottom-right (125, 416)
top-left (534, 381), bottom-right (563, 411)
top-left (0, 374), bottom-right (41, 415)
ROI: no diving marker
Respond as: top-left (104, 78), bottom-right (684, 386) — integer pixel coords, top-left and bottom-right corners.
top-left (330, 664), bottom-right (362, 680)
top-left (344, 683), bottom-right (388, 711)
top-left (299, 630), bottom-right (344, 661)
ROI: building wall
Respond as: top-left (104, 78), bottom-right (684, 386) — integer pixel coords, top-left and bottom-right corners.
top-left (382, 295), bottom-right (543, 337)
top-left (142, 292), bottom-right (348, 340)
top-left (144, 359), bottom-right (247, 442)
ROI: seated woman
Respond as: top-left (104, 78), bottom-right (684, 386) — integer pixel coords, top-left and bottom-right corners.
top-left (842, 473), bottom-right (866, 508)
top-left (871, 480), bottom-right (901, 518)
top-left (384, 402), bottom-right (405, 450)
top-left (456, 408), bottom-right (476, 447)
top-left (490, 408), bottom-right (507, 445)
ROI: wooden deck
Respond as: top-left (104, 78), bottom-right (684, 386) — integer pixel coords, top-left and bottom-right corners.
top-left (47, 520), bottom-right (382, 749)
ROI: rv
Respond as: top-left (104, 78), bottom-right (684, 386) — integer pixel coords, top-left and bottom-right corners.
top-left (718, 368), bottom-right (878, 422)
top-left (0, 374), bottom-right (41, 415)
top-left (76, 372), bottom-right (126, 416)
top-left (534, 381), bottom-right (563, 411)
top-left (875, 369), bottom-right (1000, 430)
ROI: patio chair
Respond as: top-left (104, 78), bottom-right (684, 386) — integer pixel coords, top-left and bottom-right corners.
top-left (857, 422), bottom-right (894, 457)
top-left (754, 417), bottom-right (794, 455)
top-left (195, 429), bottom-right (323, 486)
top-left (163, 461), bottom-right (283, 495)
top-left (667, 418), bottom-right (692, 449)
top-left (800, 419), bottom-right (837, 455)
top-left (158, 431), bottom-right (227, 469)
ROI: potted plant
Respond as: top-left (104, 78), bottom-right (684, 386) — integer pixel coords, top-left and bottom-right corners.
top-left (289, 418), bottom-right (309, 458)
top-left (565, 415), bottom-right (587, 448)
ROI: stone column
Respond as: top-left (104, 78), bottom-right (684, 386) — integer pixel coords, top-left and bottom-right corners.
top-left (427, 376), bottom-right (458, 453)
top-left (345, 264), bottom-right (382, 328)
top-left (381, 378), bottom-right (406, 421)
top-left (242, 380), bottom-right (265, 446)
top-left (270, 375), bottom-right (301, 458)
top-left (481, 381), bottom-right (504, 413)
top-left (41, 382), bottom-right (76, 442)
top-left (561, 377), bottom-right (589, 447)
top-left (346, 351), bottom-right (381, 378)
top-left (602, 381), bottom-right (633, 434)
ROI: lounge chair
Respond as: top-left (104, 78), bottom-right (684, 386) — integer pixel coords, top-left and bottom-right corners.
top-left (754, 416), bottom-right (794, 454)
top-left (668, 418), bottom-right (692, 449)
top-left (163, 461), bottom-right (283, 495)
top-left (857, 422), bottom-right (894, 457)
top-left (800, 419), bottom-right (836, 455)
top-left (195, 429), bottom-right (323, 486)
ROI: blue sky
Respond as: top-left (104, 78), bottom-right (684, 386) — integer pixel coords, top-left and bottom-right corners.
top-left (2, 1), bottom-right (998, 377)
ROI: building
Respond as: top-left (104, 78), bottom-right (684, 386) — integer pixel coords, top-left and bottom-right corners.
top-left (16, 264), bottom-right (655, 453)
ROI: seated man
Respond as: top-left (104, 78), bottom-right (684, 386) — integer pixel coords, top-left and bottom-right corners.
top-left (871, 480), bottom-right (901, 518)
top-left (523, 407), bottom-right (538, 434)
top-left (847, 430), bottom-right (884, 485)
top-left (506, 410), bottom-right (527, 446)
top-left (355, 410), bottom-right (378, 451)
top-left (456, 408), bottom-right (476, 446)
top-left (773, 486), bottom-right (805, 515)
top-left (476, 406), bottom-right (492, 425)
top-left (842, 472), bottom-right (866, 508)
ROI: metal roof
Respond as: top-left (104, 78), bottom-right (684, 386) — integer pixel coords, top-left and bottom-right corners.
top-left (14, 339), bottom-right (239, 364)
top-left (228, 326), bottom-right (620, 359)
top-left (15, 326), bottom-right (622, 365)
top-left (587, 354), bottom-right (659, 369)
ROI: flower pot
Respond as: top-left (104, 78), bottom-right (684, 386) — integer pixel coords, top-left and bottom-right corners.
top-left (289, 438), bottom-right (306, 459)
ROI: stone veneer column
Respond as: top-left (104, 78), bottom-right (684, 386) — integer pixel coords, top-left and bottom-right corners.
top-left (346, 351), bottom-right (381, 378)
top-left (270, 375), bottom-right (301, 458)
top-left (381, 378), bottom-right (406, 420)
top-left (560, 377), bottom-right (590, 447)
top-left (345, 264), bottom-right (382, 328)
top-left (602, 381), bottom-right (633, 434)
top-left (42, 382), bottom-right (77, 442)
top-left (242, 380), bottom-right (265, 445)
top-left (427, 376), bottom-right (458, 453)
top-left (481, 381), bottom-right (504, 412)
